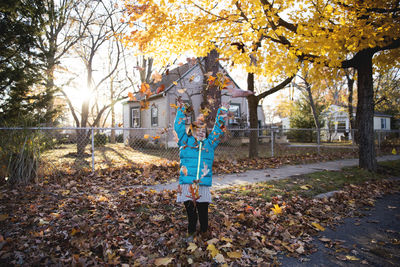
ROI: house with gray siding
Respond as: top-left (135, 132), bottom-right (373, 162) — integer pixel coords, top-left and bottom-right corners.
top-left (122, 61), bottom-right (265, 147)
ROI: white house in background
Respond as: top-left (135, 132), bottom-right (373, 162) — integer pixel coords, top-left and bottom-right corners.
top-left (281, 104), bottom-right (392, 141)
top-left (122, 61), bottom-right (265, 147)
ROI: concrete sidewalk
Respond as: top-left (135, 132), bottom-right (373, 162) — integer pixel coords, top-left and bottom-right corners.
top-left (144, 155), bottom-right (400, 192)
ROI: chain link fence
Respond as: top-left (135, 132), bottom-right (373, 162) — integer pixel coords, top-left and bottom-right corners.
top-left (1, 127), bottom-right (399, 183)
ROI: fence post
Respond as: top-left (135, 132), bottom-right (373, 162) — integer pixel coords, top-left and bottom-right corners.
top-left (377, 130), bottom-right (381, 151)
top-left (317, 128), bottom-right (320, 155)
top-left (271, 128), bottom-right (274, 157)
top-left (91, 128), bottom-right (95, 174)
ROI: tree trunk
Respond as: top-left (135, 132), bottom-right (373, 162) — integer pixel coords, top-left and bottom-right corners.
top-left (345, 69), bottom-right (356, 143)
top-left (247, 72), bottom-right (259, 158)
top-left (77, 64), bottom-right (92, 157)
top-left (305, 83), bottom-right (321, 147)
top-left (110, 102), bottom-right (116, 143)
top-left (355, 51), bottom-right (377, 171)
top-left (202, 49), bottom-right (221, 129)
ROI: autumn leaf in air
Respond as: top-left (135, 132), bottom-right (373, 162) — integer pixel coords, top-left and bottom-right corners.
top-left (181, 165), bottom-right (188, 176)
top-left (144, 134), bottom-right (150, 139)
top-left (151, 71), bottom-right (162, 83)
top-left (140, 100), bottom-right (149, 110)
top-left (128, 92), bottom-right (136, 101)
top-left (227, 87), bottom-right (254, 98)
top-left (201, 163), bottom-right (209, 178)
top-left (156, 84), bottom-right (165, 94)
top-left (207, 75), bottom-right (216, 82)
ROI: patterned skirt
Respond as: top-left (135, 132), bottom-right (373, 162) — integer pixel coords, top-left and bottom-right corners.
top-left (176, 184), bottom-right (212, 203)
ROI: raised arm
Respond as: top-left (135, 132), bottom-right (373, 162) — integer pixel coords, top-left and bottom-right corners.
top-left (174, 106), bottom-right (188, 146)
top-left (207, 106), bottom-right (228, 149)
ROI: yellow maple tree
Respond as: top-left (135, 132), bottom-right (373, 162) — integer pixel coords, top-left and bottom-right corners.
top-left (121, 0), bottom-right (400, 170)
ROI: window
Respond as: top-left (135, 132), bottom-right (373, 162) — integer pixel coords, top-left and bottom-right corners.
top-left (228, 103), bottom-right (241, 125)
top-left (229, 103), bottom-right (241, 118)
top-left (337, 121), bottom-right (346, 133)
top-left (151, 106), bottom-right (158, 127)
top-left (381, 118), bottom-right (386, 129)
top-left (131, 107), bottom-right (140, 128)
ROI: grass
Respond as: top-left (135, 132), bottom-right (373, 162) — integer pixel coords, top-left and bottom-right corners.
top-left (41, 142), bottom-right (359, 168)
top-left (218, 160), bottom-right (400, 202)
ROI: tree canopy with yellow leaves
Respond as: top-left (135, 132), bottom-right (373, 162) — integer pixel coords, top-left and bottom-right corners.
top-left (122, 0), bottom-right (400, 171)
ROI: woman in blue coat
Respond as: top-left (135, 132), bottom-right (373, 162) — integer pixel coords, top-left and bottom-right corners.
top-left (174, 103), bottom-right (228, 240)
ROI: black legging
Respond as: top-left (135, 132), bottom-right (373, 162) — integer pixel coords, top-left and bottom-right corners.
top-left (184, 201), bottom-right (209, 234)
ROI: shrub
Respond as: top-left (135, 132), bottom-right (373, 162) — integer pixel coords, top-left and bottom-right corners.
top-left (94, 133), bottom-right (107, 146)
top-left (0, 129), bottom-right (42, 185)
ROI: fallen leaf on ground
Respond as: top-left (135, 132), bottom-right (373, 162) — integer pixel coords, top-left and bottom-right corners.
top-left (312, 222), bottom-right (325, 231)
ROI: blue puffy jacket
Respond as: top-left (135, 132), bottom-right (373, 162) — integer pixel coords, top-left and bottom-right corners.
top-left (174, 106), bottom-right (227, 186)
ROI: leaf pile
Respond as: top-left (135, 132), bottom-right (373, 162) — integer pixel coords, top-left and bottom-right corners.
top-left (0, 175), bottom-right (398, 265)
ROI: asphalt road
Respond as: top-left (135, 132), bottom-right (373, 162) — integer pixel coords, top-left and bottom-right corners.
top-left (279, 192), bottom-right (400, 267)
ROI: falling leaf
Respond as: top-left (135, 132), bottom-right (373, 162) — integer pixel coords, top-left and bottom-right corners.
top-left (392, 148), bottom-right (397, 155)
top-left (140, 100), bottom-right (149, 110)
top-left (189, 75), bottom-right (195, 82)
top-left (345, 255), bottom-right (360, 261)
top-left (128, 92), bottom-right (136, 101)
top-left (140, 83), bottom-right (150, 93)
top-left (177, 88), bottom-right (187, 94)
top-left (201, 163), bottom-right (209, 178)
top-left (181, 166), bottom-right (188, 176)
top-left (151, 72), bottom-right (163, 83)
top-left (173, 81), bottom-right (178, 85)
top-left (208, 76), bottom-right (216, 82)
top-left (154, 257), bottom-right (174, 266)
top-left (271, 204), bottom-right (282, 215)
top-left (134, 66), bottom-right (145, 72)
top-left (207, 244), bottom-right (219, 258)
top-left (227, 87), bottom-right (254, 98)
top-left (187, 242), bottom-right (197, 252)
top-left (312, 222), bottom-right (325, 231)
top-left (156, 84), bottom-right (165, 94)
top-left (144, 134), bottom-right (150, 139)
top-left (227, 251), bottom-right (242, 259)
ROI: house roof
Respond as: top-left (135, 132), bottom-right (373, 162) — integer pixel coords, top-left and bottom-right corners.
top-left (374, 111), bottom-right (392, 118)
top-left (123, 62), bottom-right (198, 104)
top-left (123, 60), bottom-right (243, 104)
top-left (329, 104), bottom-right (392, 118)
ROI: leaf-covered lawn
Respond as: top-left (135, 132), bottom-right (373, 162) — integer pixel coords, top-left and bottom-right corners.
top-left (1, 162), bottom-right (399, 266)
top-left (40, 142), bottom-right (361, 186)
